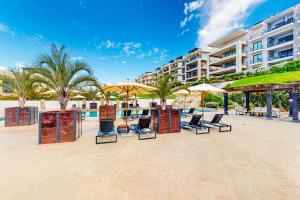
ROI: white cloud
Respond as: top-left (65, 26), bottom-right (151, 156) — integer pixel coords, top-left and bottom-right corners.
top-left (180, 1), bottom-right (203, 28)
top-left (121, 61), bottom-right (126, 64)
top-left (137, 53), bottom-right (145, 59)
top-left (184, 0), bottom-right (204, 15)
top-left (79, 0), bottom-right (87, 8)
top-left (197, 0), bottom-right (263, 47)
top-left (0, 23), bottom-right (15, 36)
top-left (0, 65), bottom-right (8, 71)
top-left (71, 56), bottom-right (84, 61)
top-left (25, 34), bottom-right (43, 44)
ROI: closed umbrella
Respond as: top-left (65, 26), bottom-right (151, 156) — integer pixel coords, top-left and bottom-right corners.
top-left (174, 89), bottom-right (197, 112)
top-left (189, 84), bottom-right (226, 118)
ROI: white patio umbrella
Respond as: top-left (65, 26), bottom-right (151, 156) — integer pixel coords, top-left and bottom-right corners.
top-left (71, 94), bottom-right (87, 108)
top-left (41, 89), bottom-right (83, 95)
top-left (174, 89), bottom-right (197, 112)
top-left (189, 84), bottom-right (226, 118)
top-left (102, 81), bottom-right (157, 128)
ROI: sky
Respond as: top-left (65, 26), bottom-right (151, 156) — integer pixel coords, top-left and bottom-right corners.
top-left (0, 0), bottom-right (299, 83)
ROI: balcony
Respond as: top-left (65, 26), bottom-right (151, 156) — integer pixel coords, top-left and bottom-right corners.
top-left (266, 18), bottom-right (294, 32)
top-left (186, 65), bottom-right (198, 72)
top-left (264, 19), bottom-right (295, 37)
top-left (250, 45), bottom-right (263, 53)
top-left (268, 53), bottom-right (293, 64)
top-left (209, 65), bottom-right (236, 75)
top-left (186, 73), bottom-right (198, 79)
top-left (250, 32), bottom-right (263, 41)
top-left (250, 58), bottom-right (263, 66)
top-left (209, 53), bottom-right (236, 66)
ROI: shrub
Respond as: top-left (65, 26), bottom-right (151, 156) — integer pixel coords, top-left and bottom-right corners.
top-left (205, 93), bottom-right (224, 106)
top-left (205, 102), bottom-right (219, 108)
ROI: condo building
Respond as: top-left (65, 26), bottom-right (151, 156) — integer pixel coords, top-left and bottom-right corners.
top-left (136, 48), bottom-right (209, 85)
top-left (136, 71), bottom-right (156, 86)
top-left (137, 3), bottom-right (300, 84)
top-left (208, 3), bottom-right (300, 79)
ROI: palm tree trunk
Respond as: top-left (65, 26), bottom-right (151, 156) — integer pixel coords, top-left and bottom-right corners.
top-left (18, 96), bottom-right (26, 108)
top-left (160, 98), bottom-right (166, 107)
top-left (59, 95), bottom-right (69, 111)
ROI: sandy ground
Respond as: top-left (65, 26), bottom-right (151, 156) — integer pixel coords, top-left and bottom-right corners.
top-left (0, 112), bottom-right (300, 200)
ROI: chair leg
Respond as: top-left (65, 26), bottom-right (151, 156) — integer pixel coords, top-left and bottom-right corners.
top-left (219, 125), bottom-right (231, 132)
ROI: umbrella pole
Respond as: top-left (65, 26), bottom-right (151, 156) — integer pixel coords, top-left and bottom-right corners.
top-left (135, 94), bottom-right (138, 116)
top-left (125, 91), bottom-right (129, 131)
top-left (201, 92), bottom-right (205, 118)
top-left (184, 95), bottom-right (186, 112)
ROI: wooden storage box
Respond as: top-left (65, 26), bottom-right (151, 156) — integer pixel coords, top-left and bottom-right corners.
top-left (5, 106), bottom-right (38, 127)
top-left (38, 110), bottom-right (82, 144)
top-left (151, 109), bottom-right (180, 134)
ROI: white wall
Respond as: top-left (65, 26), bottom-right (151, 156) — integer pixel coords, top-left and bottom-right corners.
top-left (0, 99), bottom-right (173, 113)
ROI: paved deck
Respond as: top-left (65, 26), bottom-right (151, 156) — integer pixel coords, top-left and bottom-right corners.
top-left (0, 113), bottom-right (300, 200)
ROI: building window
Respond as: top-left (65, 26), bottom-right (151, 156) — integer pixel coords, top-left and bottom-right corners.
top-left (223, 51), bottom-right (236, 58)
top-left (253, 54), bottom-right (263, 63)
top-left (223, 62), bottom-right (236, 68)
top-left (182, 75), bottom-right (185, 80)
top-left (253, 41), bottom-right (262, 51)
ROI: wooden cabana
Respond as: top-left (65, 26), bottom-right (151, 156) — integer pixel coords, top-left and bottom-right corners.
top-left (223, 71), bottom-right (300, 121)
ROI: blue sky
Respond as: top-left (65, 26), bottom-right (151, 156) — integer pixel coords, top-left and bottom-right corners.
top-left (0, 0), bottom-right (299, 82)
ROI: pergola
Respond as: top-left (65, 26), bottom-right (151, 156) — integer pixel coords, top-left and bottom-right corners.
top-left (222, 71), bottom-right (300, 121)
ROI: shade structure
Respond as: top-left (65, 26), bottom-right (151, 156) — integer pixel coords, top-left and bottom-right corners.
top-left (102, 81), bottom-right (157, 128)
top-left (189, 84), bottom-right (226, 117)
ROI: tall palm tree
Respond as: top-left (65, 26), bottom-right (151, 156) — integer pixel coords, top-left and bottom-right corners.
top-left (0, 69), bottom-right (33, 108)
top-left (152, 73), bottom-right (185, 107)
top-left (30, 44), bottom-right (96, 111)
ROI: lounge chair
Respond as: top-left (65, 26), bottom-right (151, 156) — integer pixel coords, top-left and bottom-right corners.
top-left (182, 108), bottom-right (195, 117)
top-left (130, 118), bottom-right (157, 140)
top-left (181, 114), bottom-right (209, 134)
top-left (138, 109), bottom-right (150, 118)
top-left (181, 114), bottom-right (202, 128)
top-left (121, 109), bottom-right (134, 121)
top-left (96, 119), bottom-right (117, 144)
top-left (199, 114), bottom-right (231, 132)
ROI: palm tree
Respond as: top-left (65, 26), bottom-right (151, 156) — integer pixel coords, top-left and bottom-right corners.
top-left (30, 44), bottom-right (96, 111)
top-left (152, 73), bottom-right (185, 107)
top-left (0, 69), bottom-right (33, 108)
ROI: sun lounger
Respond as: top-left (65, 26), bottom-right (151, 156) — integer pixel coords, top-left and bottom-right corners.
top-left (138, 109), bottom-right (150, 118)
top-left (200, 114), bottom-right (231, 132)
top-left (121, 109), bottom-right (134, 121)
top-left (182, 108), bottom-right (195, 117)
top-left (272, 108), bottom-right (281, 118)
top-left (96, 119), bottom-right (117, 144)
top-left (181, 114), bottom-right (210, 134)
top-left (130, 118), bottom-right (157, 140)
top-left (181, 114), bottom-right (202, 128)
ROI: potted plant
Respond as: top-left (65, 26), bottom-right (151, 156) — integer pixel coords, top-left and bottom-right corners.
top-left (31, 44), bottom-right (96, 144)
top-left (0, 69), bottom-right (38, 126)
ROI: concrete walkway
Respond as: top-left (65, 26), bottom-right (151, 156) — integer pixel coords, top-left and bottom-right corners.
top-left (0, 113), bottom-right (300, 200)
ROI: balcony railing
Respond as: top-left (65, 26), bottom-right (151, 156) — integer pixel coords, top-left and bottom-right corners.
top-left (186, 73), bottom-right (198, 78)
top-left (186, 65), bottom-right (197, 71)
top-left (266, 18), bottom-right (294, 32)
top-left (250, 45), bottom-right (263, 52)
top-left (267, 38), bottom-right (293, 48)
top-left (268, 53), bottom-right (293, 61)
top-left (250, 59), bottom-right (263, 65)
top-left (250, 32), bottom-right (263, 40)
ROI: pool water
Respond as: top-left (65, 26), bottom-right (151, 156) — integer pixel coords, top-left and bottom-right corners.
top-left (81, 108), bottom-right (213, 119)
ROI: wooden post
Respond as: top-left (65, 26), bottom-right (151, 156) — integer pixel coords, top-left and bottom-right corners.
top-left (291, 86), bottom-right (299, 121)
top-left (244, 91), bottom-right (250, 111)
top-left (223, 93), bottom-right (228, 115)
top-left (266, 87), bottom-right (272, 119)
